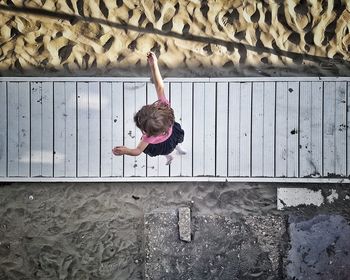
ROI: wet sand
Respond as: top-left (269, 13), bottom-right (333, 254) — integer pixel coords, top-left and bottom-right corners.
top-left (0, 182), bottom-right (349, 279)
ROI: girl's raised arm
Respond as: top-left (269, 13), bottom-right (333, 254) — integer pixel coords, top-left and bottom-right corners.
top-left (147, 52), bottom-right (165, 100)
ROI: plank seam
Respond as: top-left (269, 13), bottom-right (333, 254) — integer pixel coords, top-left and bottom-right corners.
top-left (99, 82), bottom-right (102, 178)
top-left (226, 82), bottom-right (229, 177)
top-left (145, 82), bottom-right (148, 177)
top-left (346, 81), bottom-right (349, 176)
top-left (214, 82), bottom-right (217, 176)
top-left (3, 77), bottom-right (350, 83)
top-left (321, 81), bottom-right (324, 176)
top-left (191, 82), bottom-right (194, 177)
top-left (52, 82), bottom-right (55, 177)
top-left (122, 82), bottom-right (125, 178)
top-left (29, 82), bottom-right (32, 177)
top-left (250, 82), bottom-right (253, 177)
top-left (1, 177), bottom-right (349, 183)
top-left (75, 82), bottom-right (78, 177)
top-left (273, 82), bottom-right (277, 177)
top-left (298, 81), bottom-right (300, 178)
top-left (5, 82), bottom-right (8, 177)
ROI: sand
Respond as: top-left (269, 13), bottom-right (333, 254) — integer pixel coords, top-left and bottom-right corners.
top-left (0, 0), bottom-right (350, 76)
top-left (0, 182), bottom-right (349, 279)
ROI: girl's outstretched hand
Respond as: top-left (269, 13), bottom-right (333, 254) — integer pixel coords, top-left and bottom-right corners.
top-left (147, 51), bottom-right (157, 66)
top-left (112, 146), bottom-right (127, 156)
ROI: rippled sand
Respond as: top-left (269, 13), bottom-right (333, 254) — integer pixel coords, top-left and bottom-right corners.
top-left (0, 0), bottom-right (350, 76)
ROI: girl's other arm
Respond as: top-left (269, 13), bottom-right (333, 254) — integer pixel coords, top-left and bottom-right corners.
top-left (112, 140), bottom-right (149, 156)
top-left (147, 52), bottom-right (165, 100)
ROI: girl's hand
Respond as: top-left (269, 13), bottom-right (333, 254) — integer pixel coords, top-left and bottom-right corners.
top-left (112, 146), bottom-right (127, 156)
top-left (147, 51), bottom-right (157, 66)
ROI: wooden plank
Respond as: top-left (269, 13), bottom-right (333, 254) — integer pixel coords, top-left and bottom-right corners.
top-left (228, 83), bottom-right (241, 176)
top-left (299, 82), bottom-right (322, 177)
top-left (216, 82), bottom-right (228, 176)
top-left (251, 82), bottom-right (264, 176)
top-left (0, 82), bottom-right (6, 176)
top-left (323, 82), bottom-right (336, 176)
top-left (193, 82), bottom-right (216, 176)
top-left (30, 82), bottom-right (42, 176)
top-left (287, 82), bottom-right (299, 177)
top-left (77, 82), bottom-right (100, 177)
top-left (348, 82), bottom-right (350, 177)
top-left (323, 82), bottom-right (347, 176)
top-left (7, 83), bottom-right (19, 176)
top-left (124, 82), bottom-right (147, 177)
top-left (41, 82), bottom-right (54, 176)
top-left (146, 82), bottom-right (169, 177)
top-left (100, 82), bottom-right (123, 177)
top-left (263, 82), bottom-right (275, 176)
top-left (30, 82), bottom-right (54, 177)
top-left (88, 82), bottom-right (100, 177)
top-left (77, 82), bottom-right (89, 176)
top-left (335, 82), bottom-right (347, 175)
top-left (18, 82), bottom-right (30, 176)
top-left (275, 82), bottom-right (288, 177)
top-left (54, 82), bottom-right (77, 177)
top-left (240, 82), bottom-right (252, 176)
top-left (170, 82), bottom-right (193, 177)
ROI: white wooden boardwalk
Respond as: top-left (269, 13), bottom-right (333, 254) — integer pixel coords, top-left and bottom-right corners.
top-left (0, 77), bottom-right (349, 183)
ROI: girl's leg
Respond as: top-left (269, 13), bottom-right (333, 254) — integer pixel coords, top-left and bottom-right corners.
top-left (165, 154), bottom-right (174, 165)
top-left (175, 144), bottom-right (186, 155)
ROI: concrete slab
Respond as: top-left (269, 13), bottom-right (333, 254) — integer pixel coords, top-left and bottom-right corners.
top-left (178, 207), bottom-right (191, 242)
top-left (277, 187), bottom-right (324, 209)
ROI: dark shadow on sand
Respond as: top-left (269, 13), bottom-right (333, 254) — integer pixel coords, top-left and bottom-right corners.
top-left (1, 3), bottom-right (349, 72)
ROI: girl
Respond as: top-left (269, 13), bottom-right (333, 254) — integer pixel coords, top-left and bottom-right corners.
top-left (112, 52), bottom-right (185, 165)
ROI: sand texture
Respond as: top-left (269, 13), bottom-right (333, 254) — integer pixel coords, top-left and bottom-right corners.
top-left (1, 182), bottom-right (349, 279)
top-left (0, 182), bottom-right (283, 279)
top-left (0, 0), bottom-right (350, 76)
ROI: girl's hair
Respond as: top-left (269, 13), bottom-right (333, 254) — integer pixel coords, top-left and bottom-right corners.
top-left (134, 101), bottom-right (174, 136)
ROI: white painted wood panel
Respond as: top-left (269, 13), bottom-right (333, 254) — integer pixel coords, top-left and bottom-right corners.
top-left (101, 82), bottom-right (124, 177)
top-left (77, 82), bottom-right (89, 176)
top-left (193, 82), bottom-right (216, 176)
top-left (146, 82), bottom-right (169, 177)
top-left (299, 82), bottom-right (322, 177)
top-left (348, 82), bottom-right (350, 177)
top-left (7, 82), bottom-right (19, 176)
top-left (323, 82), bottom-right (347, 176)
top-left (335, 82), bottom-right (347, 176)
top-left (252, 82), bottom-right (264, 176)
top-left (287, 82), bottom-right (299, 177)
top-left (124, 83), bottom-right (147, 177)
top-left (18, 83), bottom-right (31, 177)
top-left (77, 82), bottom-right (100, 177)
top-left (7, 82), bottom-right (30, 177)
top-left (0, 82), bottom-right (6, 176)
top-left (275, 82), bottom-right (288, 177)
top-left (323, 82), bottom-right (335, 176)
top-left (216, 82), bottom-right (228, 176)
top-left (30, 82), bottom-right (54, 177)
top-left (240, 82), bottom-right (252, 176)
top-left (228, 83), bottom-right (241, 176)
top-left (2, 77), bottom-right (350, 180)
top-left (170, 82), bottom-right (193, 177)
top-left (54, 82), bottom-right (77, 177)
top-left (263, 82), bottom-right (275, 176)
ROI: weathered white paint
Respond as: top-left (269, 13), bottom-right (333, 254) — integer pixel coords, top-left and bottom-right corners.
top-left (277, 188), bottom-right (324, 210)
top-left (1, 78), bottom-right (350, 181)
top-left (0, 82), bottom-right (7, 176)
